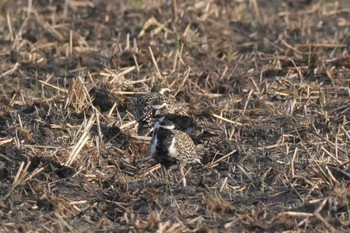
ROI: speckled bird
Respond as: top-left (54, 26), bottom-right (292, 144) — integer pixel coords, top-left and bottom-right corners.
top-left (150, 117), bottom-right (201, 186)
top-left (133, 85), bottom-right (175, 135)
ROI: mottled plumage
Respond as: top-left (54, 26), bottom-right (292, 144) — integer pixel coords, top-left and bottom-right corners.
top-left (150, 117), bottom-right (201, 168)
top-left (133, 87), bottom-right (175, 136)
top-left (133, 85), bottom-right (175, 135)
top-left (134, 89), bottom-right (172, 121)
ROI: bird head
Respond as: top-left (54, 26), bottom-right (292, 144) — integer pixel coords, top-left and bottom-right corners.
top-left (152, 117), bottom-right (175, 130)
top-left (151, 85), bottom-right (175, 99)
top-left (151, 99), bottom-right (168, 110)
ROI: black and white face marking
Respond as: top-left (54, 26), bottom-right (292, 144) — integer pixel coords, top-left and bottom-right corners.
top-left (152, 102), bottom-right (168, 110)
top-left (159, 119), bottom-right (175, 130)
top-left (159, 88), bottom-right (175, 99)
top-left (152, 117), bottom-right (175, 130)
top-left (159, 88), bottom-right (170, 94)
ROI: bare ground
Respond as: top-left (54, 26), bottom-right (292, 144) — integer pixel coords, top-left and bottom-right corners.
top-left (1, 0), bottom-right (350, 232)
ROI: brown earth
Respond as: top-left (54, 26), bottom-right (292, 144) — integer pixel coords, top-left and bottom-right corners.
top-left (1, 0), bottom-right (350, 232)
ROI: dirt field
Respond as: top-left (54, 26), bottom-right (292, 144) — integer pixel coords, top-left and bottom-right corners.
top-left (1, 0), bottom-right (350, 232)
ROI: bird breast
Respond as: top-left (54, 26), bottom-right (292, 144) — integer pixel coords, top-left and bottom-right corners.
top-left (168, 137), bottom-right (178, 157)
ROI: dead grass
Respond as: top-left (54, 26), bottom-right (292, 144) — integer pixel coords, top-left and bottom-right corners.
top-left (1, 0), bottom-right (350, 232)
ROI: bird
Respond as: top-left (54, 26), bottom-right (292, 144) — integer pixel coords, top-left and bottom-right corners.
top-left (150, 117), bottom-right (201, 186)
top-left (133, 85), bottom-right (175, 135)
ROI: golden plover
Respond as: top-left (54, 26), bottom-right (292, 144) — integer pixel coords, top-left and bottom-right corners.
top-left (133, 86), bottom-right (175, 135)
top-left (150, 117), bottom-right (201, 186)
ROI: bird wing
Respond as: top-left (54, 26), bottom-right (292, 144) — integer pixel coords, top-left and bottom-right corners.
top-left (134, 95), bottom-right (152, 121)
top-left (173, 130), bottom-right (200, 163)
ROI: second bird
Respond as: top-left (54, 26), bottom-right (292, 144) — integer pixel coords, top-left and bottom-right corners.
top-left (150, 117), bottom-right (201, 186)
